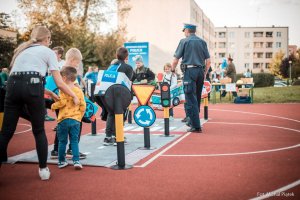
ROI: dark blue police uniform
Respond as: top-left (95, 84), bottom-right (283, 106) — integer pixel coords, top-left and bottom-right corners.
top-left (174, 24), bottom-right (210, 131)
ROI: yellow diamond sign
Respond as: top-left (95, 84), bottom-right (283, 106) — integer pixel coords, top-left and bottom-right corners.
top-left (132, 85), bottom-right (155, 105)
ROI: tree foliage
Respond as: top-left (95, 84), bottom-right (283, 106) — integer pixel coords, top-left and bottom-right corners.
top-left (280, 50), bottom-right (300, 80)
top-left (269, 50), bottom-right (285, 78)
top-left (0, 13), bottom-right (17, 68)
top-left (16, 0), bottom-right (130, 70)
top-left (0, 38), bottom-right (16, 68)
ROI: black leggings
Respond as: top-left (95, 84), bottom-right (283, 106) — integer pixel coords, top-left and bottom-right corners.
top-left (0, 74), bottom-right (48, 168)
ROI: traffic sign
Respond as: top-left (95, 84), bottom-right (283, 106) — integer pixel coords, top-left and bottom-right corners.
top-left (134, 105), bottom-right (156, 127)
top-left (201, 81), bottom-right (212, 99)
top-left (132, 85), bottom-right (155, 105)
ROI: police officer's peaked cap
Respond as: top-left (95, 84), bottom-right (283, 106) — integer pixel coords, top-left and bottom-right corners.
top-left (182, 23), bottom-right (197, 32)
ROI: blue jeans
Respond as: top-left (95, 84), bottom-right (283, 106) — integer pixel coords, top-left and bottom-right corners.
top-left (183, 67), bottom-right (204, 129)
top-left (57, 119), bottom-right (80, 162)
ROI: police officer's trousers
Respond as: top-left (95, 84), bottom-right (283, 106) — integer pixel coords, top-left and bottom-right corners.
top-left (183, 67), bottom-right (204, 129)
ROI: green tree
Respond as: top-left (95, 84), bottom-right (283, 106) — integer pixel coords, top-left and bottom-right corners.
top-left (17, 0), bottom-right (130, 70)
top-left (269, 50), bottom-right (285, 78)
top-left (0, 13), bottom-right (17, 68)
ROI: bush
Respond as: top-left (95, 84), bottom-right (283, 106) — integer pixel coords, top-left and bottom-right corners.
top-left (236, 73), bottom-right (274, 87)
top-left (252, 73), bottom-right (274, 87)
top-left (292, 80), bottom-right (300, 86)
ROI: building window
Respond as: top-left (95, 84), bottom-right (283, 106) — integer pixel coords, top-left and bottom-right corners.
top-left (218, 32), bottom-right (226, 38)
top-left (244, 53), bottom-right (250, 59)
top-left (229, 32), bottom-right (235, 38)
top-left (266, 53), bottom-right (273, 58)
top-left (245, 43), bottom-right (250, 48)
top-left (219, 53), bottom-right (226, 58)
top-left (244, 63), bottom-right (250, 68)
top-left (254, 52), bottom-right (263, 58)
top-left (244, 32), bottom-right (250, 38)
top-left (266, 32), bottom-right (273, 37)
top-left (276, 42), bottom-right (281, 48)
top-left (254, 42), bottom-right (264, 48)
top-left (266, 42), bottom-right (273, 48)
top-left (276, 32), bottom-right (282, 37)
top-left (219, 42), bottom-right (226, 48)
top-left (254, 32), bottom-right (263, 37)
top-left (229, 42), bottom-right (235, 48)
top-left (253, 63), bottom-right (262, 69)
top-left (265, 63), bottom-right (270, 69)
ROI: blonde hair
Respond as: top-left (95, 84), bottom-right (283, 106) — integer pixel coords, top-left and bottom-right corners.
top-left (164, 63), bottom-right (171, 70)
top-left (10, 26), bottom-right (51, 68)
top-left (65, 48), bottom-right (83, 62)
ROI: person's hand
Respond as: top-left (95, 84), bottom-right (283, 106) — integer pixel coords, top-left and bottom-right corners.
top-left (51, 92), bottom-right (60, 102)
top-left (73, 96), bottom-right (80, 105)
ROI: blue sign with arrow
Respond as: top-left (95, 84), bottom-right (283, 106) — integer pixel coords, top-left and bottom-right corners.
top-left (134, 105), bottom-right (156, 127)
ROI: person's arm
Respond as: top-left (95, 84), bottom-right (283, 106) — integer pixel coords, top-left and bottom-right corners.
top-left (78, 91), bottom-right (86, 119)
top-left (147, 68), bottom-right (155, 82)
top-left (171, 58), bottom-right (179, 72)
top-left (51, 93), bottom-right (67, 110)
top-left (44, 89), bottom-right (59, 101)
top-left (204, 58), bottom-right (211, 78)
top-left (51, 70), bottom-right (79, 105)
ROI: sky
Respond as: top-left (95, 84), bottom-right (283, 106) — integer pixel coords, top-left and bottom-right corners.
top-left (1, 0), bottom-right (300, 46)
top-left (195, 0), bottom-right (300, 46)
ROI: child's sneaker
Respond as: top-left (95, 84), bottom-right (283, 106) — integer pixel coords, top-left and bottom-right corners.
top-left (73, 161), bottom-right (83, 170)
top-left (103, 137), bottom-right (115, 146)
top-left (39, 167), bottom-right (50, 180)
top-left (50, 150), bottom-right (58, 159)
top-left (66, 150), bottom-right (86, 159)
top-left (113, 137), bottom-right (128, 146)
top-left (58, 161), bottom-right (68, 169)
top-left (169, 116), bottom-right (174, 121)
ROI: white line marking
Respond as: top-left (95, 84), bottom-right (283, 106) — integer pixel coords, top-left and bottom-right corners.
top-left (162, 122), bottom-right (300, 157)
top-left (210, 108), bottom-right (300, 123)
top-left (14, 124), bottom-right (32, 135)
top-left (124, 126), bottom-right (136, 131)
top-left (249, 179), bottom-right (300, 200)
top-left (150, 126), bottom-right (162, 131)
top-left (131, 127), bottom-right (143, 131)
top-left (162, 144), bottom-right (300, 157)
top-left (134, 132), bottom-right (191, 168)
top-left (207, 122), bottom-right (300, 133)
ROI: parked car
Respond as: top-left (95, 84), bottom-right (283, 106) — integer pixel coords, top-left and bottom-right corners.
top-left (274, 81), bottom-right (287, 87)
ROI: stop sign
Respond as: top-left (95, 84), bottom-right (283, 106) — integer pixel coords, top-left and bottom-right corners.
top-left (201, 81), bottom-right (211, 99)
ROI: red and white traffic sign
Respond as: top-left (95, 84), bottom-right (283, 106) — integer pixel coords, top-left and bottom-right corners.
top-left (201, 81), bottom-right (211, 99)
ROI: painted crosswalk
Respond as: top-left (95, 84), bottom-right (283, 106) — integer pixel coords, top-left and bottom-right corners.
top-left (101, 118), bottom-right (207, 133)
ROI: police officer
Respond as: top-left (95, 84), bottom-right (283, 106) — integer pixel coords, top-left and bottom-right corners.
top-left (171, 23), bottom-right (211, 133)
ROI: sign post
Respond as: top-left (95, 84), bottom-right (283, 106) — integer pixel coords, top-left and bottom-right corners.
top-left (104, 84), bottom-right (132, 170)
top-left (201, 81), bottom-right (211, 120)
top-left (132, 85), bottom-right (156, 149)
top-left (134, 105), bottom-right (156, 149)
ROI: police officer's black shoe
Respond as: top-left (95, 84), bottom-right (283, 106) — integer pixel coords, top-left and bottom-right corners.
top-left (181, 117), bottom-right (188, 123)
top-left (187, 127), bottom-right (202, 133)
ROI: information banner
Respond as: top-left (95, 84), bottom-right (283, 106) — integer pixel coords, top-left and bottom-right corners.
top-left (124, 42), bottom-right (149, 69)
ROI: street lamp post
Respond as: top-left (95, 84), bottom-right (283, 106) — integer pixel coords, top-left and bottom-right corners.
top-left (288, 60), bottom-right (292, 85)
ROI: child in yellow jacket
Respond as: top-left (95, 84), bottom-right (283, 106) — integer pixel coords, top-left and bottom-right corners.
top-left (51, 66), bottom-right (86, 169)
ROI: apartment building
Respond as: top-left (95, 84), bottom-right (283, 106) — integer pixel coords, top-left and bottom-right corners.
top-left (214, 26), bottom-right (288, 74)
top-left (118, 0), bottom-right (214, 73)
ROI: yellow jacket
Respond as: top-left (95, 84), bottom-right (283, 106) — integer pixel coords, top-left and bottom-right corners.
top-left (51, 87), bottom-right (86, 123)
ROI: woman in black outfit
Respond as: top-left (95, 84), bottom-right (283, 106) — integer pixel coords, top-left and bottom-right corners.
top-left (0, 26), bottom-right (79, 180)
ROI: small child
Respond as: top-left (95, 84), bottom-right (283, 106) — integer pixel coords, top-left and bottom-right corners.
top-left (163, 63), bottom-right (177, 119)
top-left (50, 48), bottom-right (87, 160)
top-left (51, 66), bottom-right (86, 169)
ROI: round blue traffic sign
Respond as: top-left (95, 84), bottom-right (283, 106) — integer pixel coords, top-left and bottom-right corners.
top-left (134, 105), bottom-right (156, 127)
